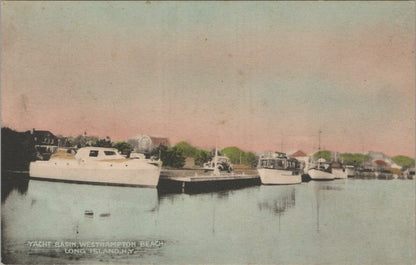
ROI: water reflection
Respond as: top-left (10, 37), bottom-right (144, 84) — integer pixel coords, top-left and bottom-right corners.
top-left (2, 179), bottom-right (164, 263)
top-left (257, 187), bottom-right (296, 215)
top-left (157, 188), bottom-right (236, 203)
top-left (315, 179), bottom-right (346, 191)
top-left (312, 180), bottom-right (346, 232)
top-left (1, 172), bottom-right (30, 203)
top-left (2, 178), bottom-right (414, 264)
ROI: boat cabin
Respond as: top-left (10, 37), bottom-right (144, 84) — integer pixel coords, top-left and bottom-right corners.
top-left (75, 147), bottom-right (124, 161)
top-left (258, 153), bottom-right (300, 170)
top-left (204, 156), bottom-right (233, 172)
top-left (314, 161), bottom-right (332, 173)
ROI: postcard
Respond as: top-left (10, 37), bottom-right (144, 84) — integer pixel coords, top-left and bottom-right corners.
top-left (1, 1), bottom-right (415, 264)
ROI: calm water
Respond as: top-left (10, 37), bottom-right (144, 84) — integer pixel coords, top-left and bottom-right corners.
top-left (1, 175), bottom-right (414, 264)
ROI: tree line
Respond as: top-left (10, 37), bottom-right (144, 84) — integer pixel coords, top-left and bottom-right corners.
top-left (3, 127), bottom-right (414, 172)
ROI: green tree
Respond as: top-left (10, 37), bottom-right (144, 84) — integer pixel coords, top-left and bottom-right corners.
top-left (243, 152), bottom-right (257, 167)
top-left (95, 137), bottom-right (112, 148)
top-left (221, 146), bottom-right (256, 167)
top-left (313, 150), bottom-right (331, 161)
top-left (340, 153), bottom-right (371, 167)
top-left (158, 145), bottom-right (185, 168)
top-left (221, 146), bottom-right (243, 164)
top-left (175, 141), bottom-right (198, 157)
top-left (113, 141), bottom-right (133, 155)
top-left (392, 155), bottom-right (415, 168)
top-left (195, 149), bottom-right (210, 166)
top-left (174, 141), bottom-right (211, 166)
top-left (2, 127), bottom-right (37, 171)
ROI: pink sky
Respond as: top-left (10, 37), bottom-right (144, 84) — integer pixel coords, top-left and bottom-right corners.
top-left (1, 2), bottom-right (415, 157)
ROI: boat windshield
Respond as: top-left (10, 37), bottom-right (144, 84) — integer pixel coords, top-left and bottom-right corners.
top-left (259, 159), bottom-right (296, 169)
top-left (76, 148), bottom-right (124, 160)
top-left (89, 150), bottom-right (99, 157)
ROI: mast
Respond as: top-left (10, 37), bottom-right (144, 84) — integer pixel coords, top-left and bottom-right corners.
top-left (317, 129), bottom-right (322, 166)
top-left (318, 129), bottom-right (321, 152)
top-left (213, 141), bottom-right (220, 176)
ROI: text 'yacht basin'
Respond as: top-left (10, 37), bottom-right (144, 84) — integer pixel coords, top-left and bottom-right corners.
top-left (29, 147), bottom-right (161, 187)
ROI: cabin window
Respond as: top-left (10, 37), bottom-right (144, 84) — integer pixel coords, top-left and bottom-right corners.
top-left (89, 150), bottom-right (99, 157)
top-left (104, 151), bottom-right (116, 156)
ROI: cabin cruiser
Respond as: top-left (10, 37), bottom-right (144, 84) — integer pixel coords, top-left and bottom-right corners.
top-left (331, 162), bottom-right (348, 179)
top-left (257, 152), bottom-right (302, 185)
top-left (345, 165), bottom-right (355, 178)
top-left (308, 158), bottom-right (335, 180)
top-left (29, 147), bottom-right (161, 187)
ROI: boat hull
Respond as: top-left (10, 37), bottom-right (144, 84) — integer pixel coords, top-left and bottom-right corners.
top-left (257, 168), bottom-right (301, 185)
top-left (332, 168), bottom-right (348, 179)
top-left (345, 167), bottom-right (355, 178)
top-left (29, 159), bottom-right (160, 187)
top-left (308, 169), bottom-right (335, 180)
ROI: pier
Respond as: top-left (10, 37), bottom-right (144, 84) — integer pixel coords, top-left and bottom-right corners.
top-left (158, 169), bottom-right (260, 194)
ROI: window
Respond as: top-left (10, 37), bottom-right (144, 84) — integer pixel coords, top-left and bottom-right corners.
top-left (89, 150), bottom-right (99, 157)
top-left (104, 151), bottom-right (116, 156)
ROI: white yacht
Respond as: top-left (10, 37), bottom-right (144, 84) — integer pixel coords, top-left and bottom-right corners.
top-left (308, 159), bottom-right (335, 180)
top-left (257, 152), bottom-right (302, 185)
top-left (29, 147), bottom-right (161, 187)
top-left (308, 130), bottom-right (335, 181)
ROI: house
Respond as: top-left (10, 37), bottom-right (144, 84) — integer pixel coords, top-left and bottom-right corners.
top-left (364, 151), bottom-right (400, 169)
top-left (374, 160), bottom-right (388, 167)
top-left (287, 150), bottom-right (307, 158)
top-left (32, 129), bottom-right (58, 153)
top-left (287, 150), bottom-right (310, 173)
top-left (149, 136), bottom-right (170, 147)
top-left (127, 135), bottom-right (170, 154)
top-left (361, 158), bottom-right (390, 171)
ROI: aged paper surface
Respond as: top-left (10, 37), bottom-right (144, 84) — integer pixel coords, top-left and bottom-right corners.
top-left (1, 1), bottom-right (415, 264)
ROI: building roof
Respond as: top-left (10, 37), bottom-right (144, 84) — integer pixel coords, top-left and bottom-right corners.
top-left (374, 160), bottom-right (388, 166)
top-left (331, 162), bottom-right (342, 168)
top-left (33, 129), bottom-right (57, 138)
top-left (288, 150), bottom-right (307, 158)
top-left (149, 136), bottom-right (170, 146)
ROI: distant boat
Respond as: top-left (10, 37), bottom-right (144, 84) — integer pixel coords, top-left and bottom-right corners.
top-left (404, 168), bottom-right (415, 180)
top-left (203, 149), bottom-right (233, 173)
top-left (345, 165), bottom-right (355, 178)
top-left (308, 159), bottom-right (335, 180)
top-left (257, 152), bottom-right (302, 185)
top-left (308, 130), bottom-right (335, 181)
top-left (331, 162), bottom-right (348, 179)
top-left (29, 147), bottom-right (161, 187)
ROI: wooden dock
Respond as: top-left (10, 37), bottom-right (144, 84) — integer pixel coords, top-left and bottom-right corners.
top-left (158, 169), bottom-right (260, 194)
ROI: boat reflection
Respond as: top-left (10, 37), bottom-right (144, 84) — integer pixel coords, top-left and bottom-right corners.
top-left (312, 180), bottom-right (345, 232)
top-left (157, 185), bottom-right (261, 203)
top-left (257, 186), bottom-right (296, 216)
top-left (2, 179), bottom-right (164, 263)
top-left (158, 189), bottom-right (229, 202)
top-left (3, 180), bottom-right (159, 238)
